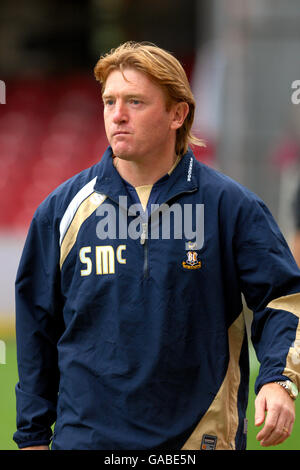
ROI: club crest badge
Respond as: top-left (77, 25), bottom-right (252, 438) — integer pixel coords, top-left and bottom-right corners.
top-left (182, 249), bottom-right (202, 270)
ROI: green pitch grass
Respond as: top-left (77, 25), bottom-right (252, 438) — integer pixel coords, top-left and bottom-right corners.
top-left (0, 338), bottom-right (18, 449)
top-left (0, 338), bottom-right (299, 450)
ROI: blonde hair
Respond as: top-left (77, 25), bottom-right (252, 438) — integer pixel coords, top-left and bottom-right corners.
top-left (94, 41), bottom-right (205, 156)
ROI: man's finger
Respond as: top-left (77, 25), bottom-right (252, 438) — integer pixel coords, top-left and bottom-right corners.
top-left (257, 400), bottom-right (294, 446)
top-left (254, 394), bottom-right (266, 427)
top-left (256, 399), bottom-right (282, 443)
top-left (260, 421), bottom-right (292, 447)
top-left (259, 414), bottom-right (286, 446)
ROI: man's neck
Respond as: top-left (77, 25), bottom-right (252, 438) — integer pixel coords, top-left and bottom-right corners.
top-left (113, 153), bottom-right (180, 187)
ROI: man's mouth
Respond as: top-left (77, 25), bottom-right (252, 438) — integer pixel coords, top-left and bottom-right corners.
top-left (113, 131), bottom-right (131, 136)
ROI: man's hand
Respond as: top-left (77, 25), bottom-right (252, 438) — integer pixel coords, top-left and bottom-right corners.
top-left (255, 382), bottom-right (295, 447)
top-left (21, 446), bottom-right (49, 450)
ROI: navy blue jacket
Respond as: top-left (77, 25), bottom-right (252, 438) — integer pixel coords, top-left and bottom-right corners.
top-left (14, 147), bottom-right (300, 450)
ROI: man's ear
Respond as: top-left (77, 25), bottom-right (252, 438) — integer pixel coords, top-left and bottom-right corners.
top-left (170, 102), bottom-right (189, 130)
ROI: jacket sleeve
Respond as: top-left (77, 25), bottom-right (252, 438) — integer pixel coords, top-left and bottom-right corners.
top-left (234, 195), bottom-right (300, 395)
top-left (13, 208), bottom-right (64, 448)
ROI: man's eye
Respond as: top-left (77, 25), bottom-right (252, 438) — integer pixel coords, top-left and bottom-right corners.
top-left (104, 99), bottom-right (114, 106)
top-left (130, 99), bottom-right (140, 105)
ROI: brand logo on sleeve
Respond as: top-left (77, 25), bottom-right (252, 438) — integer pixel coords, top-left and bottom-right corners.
top-left (187, 157), bottom-right (193, 181)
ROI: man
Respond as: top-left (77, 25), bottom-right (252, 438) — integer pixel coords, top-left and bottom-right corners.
top-left (14, 41), bottom-right (300, 450)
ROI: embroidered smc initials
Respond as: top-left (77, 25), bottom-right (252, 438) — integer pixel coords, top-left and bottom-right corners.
top-left (79, 245), bottom-right (126, 276)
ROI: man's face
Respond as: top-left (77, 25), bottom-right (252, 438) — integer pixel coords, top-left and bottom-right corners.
top-left (102, 68), bottom-right (177, 163)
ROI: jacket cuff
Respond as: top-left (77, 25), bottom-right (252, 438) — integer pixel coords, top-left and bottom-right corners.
top-left (14, 383), bottom-right (56, 449)
top-left (17, 439), bottom-right (51, 449)
top-left (254, 373), bottom-right (293, 395)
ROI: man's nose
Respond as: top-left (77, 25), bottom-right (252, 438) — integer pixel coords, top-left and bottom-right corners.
top-left (112, 101), bottom-right (128, 123)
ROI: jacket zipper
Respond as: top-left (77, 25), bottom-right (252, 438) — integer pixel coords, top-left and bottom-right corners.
top-left (138, 188), bottom-right (199, 279)
top-left (140, 222), bottom-right (148, 278)
top-left (98, 193), bottom-right (150, 278)
top-left (100, 187), bottom-right (198, 280)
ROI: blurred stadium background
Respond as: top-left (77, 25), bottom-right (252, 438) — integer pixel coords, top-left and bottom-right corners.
top-left (1, 0), bottom-right (300, 450)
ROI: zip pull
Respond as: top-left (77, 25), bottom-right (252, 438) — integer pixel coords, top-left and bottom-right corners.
top-left (140, 222), bottom-right (148, 245)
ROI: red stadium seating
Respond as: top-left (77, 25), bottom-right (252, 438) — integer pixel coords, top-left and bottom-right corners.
top-left (0, 75), bottom-right (107, 231)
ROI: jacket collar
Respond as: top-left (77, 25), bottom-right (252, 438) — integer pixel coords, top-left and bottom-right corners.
top-left (94, 146), bottom-right (198, 207)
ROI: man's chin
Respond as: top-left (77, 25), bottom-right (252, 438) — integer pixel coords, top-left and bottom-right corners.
top-left (112, 147), bottom-right (135, 161)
